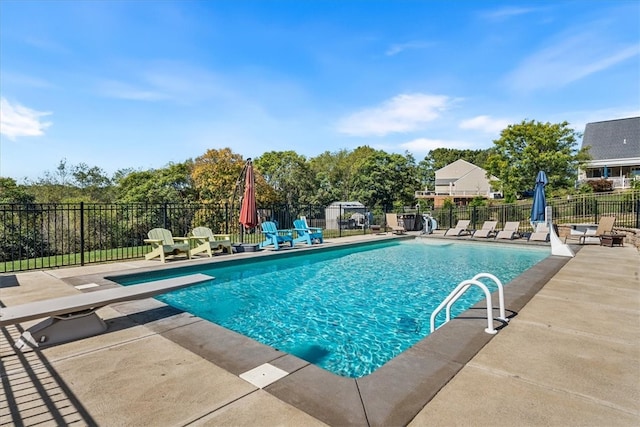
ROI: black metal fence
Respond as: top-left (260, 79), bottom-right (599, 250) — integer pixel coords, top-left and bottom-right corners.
top-left (1, 194), bottom-right (638, 273)
top-left (430, 194), bottom-right (640, 232)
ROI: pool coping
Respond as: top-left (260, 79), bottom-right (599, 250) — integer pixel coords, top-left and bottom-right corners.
top-left (70, 236), bottom-right (572, 426)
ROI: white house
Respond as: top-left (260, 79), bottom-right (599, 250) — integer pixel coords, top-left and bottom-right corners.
top-left (579, 117), bottom-right (640, 189)
top-left (415, 159), bottom-right (499, 207)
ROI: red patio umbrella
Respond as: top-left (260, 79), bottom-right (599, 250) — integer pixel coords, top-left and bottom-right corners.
top-left (239, 159), bottom-right (258, 230)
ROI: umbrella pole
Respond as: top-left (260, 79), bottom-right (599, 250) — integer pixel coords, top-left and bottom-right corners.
top-left (232, 160), bottom-right (250, 244)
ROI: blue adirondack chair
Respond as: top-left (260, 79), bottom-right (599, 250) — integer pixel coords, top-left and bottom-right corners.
top-left (259, 221), bottom-right (294, 250)
top-left (293, 219), bottom-right (323, 245)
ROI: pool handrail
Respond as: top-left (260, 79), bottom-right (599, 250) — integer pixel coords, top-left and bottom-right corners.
top-left (430, 272), bottom-right (507, 335)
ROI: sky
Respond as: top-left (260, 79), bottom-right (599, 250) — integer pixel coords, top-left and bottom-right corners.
top-left (1, 0), bottom-right (639, 182)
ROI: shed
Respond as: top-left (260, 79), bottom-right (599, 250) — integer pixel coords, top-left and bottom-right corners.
top-left (325, 201), bottom-right (367, 230)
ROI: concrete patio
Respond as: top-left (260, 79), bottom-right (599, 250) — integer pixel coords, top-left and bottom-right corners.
top-left (1, 234), bottom-right (638, 426)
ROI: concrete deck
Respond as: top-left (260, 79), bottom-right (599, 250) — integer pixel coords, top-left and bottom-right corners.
top-left (1, 234), bottom-right (638, 426)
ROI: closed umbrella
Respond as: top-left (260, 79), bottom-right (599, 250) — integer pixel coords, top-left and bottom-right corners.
top-left (239, 159), bottom-right (258, 231)
top-left (530, 170), bottom-right (548, 225)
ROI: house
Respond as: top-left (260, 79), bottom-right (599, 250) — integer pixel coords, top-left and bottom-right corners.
top-left (579, 117), bottom-right (640, 189)
top-left (415, 159), bottom-right (500, 208)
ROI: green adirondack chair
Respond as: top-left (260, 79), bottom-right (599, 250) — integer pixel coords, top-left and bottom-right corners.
top-left (144, 228), bottom-right (191, 263)
top-left (191, 226), bottom-right (233, 257)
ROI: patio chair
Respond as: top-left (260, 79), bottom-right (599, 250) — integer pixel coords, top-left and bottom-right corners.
top-left (191, 226), bottom-right (233, 257)
top-left (444, 220), bottom-right (471, 237)
top-left (259, 221), bottom-right (294, 250)
top-left (144, 228), bottom-right (191, 263)
top-left (293, 219), bottom-right (324, 245)
top-left (528, 223), bottom-right (550, 242)
top-left (565, 216), bottom-right (616, 245)
top-left (472, 221), bottom-right (498, 238)
top-left (385, 213), bottom-right (406, 234)
top-left (495, 222), bottom-right (521, 240)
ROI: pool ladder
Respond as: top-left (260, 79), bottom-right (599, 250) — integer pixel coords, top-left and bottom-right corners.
top-left (429, 273), bottom-right (508, 335)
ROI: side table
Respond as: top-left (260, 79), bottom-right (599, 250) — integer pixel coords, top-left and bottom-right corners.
top-left (600, 234), bottom-right (625, 247)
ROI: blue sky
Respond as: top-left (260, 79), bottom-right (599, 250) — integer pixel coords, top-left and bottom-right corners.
top-left (1, 0), bottom-right (639, 182)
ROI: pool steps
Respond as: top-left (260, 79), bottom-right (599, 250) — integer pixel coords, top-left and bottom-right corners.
top-left (430, 272), bottom-right (508, 335)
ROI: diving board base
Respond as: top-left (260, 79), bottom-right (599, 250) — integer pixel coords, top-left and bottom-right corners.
top-left (16, 309), bottom-right (107, 349)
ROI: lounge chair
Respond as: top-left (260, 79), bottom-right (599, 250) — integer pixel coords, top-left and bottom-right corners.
top-left (144, 228), bottom-right (191, 262)
top-left (565, 216), bottom-right (616, 245)
top-left (293, 219), bottom-right (323, 245)
top-left (0, 274), bottom-right (212, 348)
top-left (259, 221), bottom-right (294, 250)
top-left (472, 221), bottom-right (498, 238)
top-left (191, 226), bottom-right (233, 257)
top-left (444, 220), bottom-right (471, 236)
top-left (528, 223), bottom-right (550, 242)
top-left (385, 213), bottom-right (406, 234)
top-left (495, 222), bottom-right (521, 240)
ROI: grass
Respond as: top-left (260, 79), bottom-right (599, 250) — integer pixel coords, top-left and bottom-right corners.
top-left (0, 246), bottom-right (147, 273)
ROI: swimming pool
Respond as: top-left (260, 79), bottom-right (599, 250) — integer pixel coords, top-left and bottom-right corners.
top-left (115, 239), bottom-right (549, 377)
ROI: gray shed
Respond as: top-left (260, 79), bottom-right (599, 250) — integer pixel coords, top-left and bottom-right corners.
top-left (325, 201), bottom-right (367, 230)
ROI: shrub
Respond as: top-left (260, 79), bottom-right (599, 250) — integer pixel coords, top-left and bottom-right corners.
top-left (587, 179), bottom-right (613, 192)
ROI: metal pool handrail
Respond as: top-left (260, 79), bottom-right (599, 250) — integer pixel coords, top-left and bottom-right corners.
top-left (430, 272), bottom-right (508, 335)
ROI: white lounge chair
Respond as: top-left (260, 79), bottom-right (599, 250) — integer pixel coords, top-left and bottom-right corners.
top-left (444, 220), bottom-right (471, 236)
top-left (495, 222), bottom-right (521, 240)
top-left (0, 274), bottom-right (213, 348)
top-left (528, 223), bottom-right (550, 242)
top-left (472, 221), bottom-right (498, 238)
top-left (386, 213), bottom-right (406, 234)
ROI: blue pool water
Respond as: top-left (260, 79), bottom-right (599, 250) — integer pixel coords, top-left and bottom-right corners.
top-left (116, 239), bottom-right (548, 377)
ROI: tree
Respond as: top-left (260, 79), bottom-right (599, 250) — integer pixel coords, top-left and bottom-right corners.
top-left (71, 163), bottom-right (114, 202)
top-left (308, 149), bottom-right (355, 205)
top-left (351, 149), bottom-right (419, 209)
top-left (254, 151), bottom-right (314, 206)
top-left (191, 148), bottom-right (245, 204)
top-left (485, 120), bottom-right (589, 201)
top-left (0, 177), bottom-right (35, 204)
top-left (115, 162), bottom-right (194, 204)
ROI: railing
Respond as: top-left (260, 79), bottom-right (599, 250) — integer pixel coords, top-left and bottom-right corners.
top-left (581, 177), bottom-right (636, 189)
top-left (0, 202), bottom-right (378, 272)
top-left (430, 273), bottom-right (507, 335)
top-left (429, 192), bottom-right (640, 231)
top-left (1, 192), bottom-right (638, 272)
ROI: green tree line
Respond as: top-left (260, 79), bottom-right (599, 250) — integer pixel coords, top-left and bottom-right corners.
top-left (2, 120), bottom-right (595, 208)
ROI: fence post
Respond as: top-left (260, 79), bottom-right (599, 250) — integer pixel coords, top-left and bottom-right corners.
top-left (593, 198), bottom-right (598, 223)
top-left (471, 206), bottom-right (477, 229)
top-left (80, 202), bottom-right (85, 266)
top-left (162, 203), bottom-right (168, 229)
top-left (225, 203), bottom-right (229, 234)
top-left (636, 200), bottom-right (640, 229)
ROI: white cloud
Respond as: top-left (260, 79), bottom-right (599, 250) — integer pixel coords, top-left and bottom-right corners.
top-left (337, 93), bottom-right (454, 137)
top-left (480, 6), bottom-right (541, 21)
top-left (0, 98), bottom-right (52, 140)
top-left (459, 115), bottom-right (511, 133)
top-left (400, 137), bottom-right (473, 154)
top-left (507, 33), bottom-right (640, 92)
top-left (96, 80), bottom-right (171, 101)
top-left (385, 41), bottom-right (434, 56)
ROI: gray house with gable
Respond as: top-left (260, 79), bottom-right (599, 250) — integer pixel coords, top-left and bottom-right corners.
top-left (579, 117), bottom-right (640, 189)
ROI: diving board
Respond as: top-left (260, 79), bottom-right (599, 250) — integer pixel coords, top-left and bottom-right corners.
top-left (0, 273), bottom-right (213, 349)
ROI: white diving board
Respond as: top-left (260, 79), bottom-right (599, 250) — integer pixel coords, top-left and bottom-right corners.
top-left (0, 273), bottom-right (213, 349)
